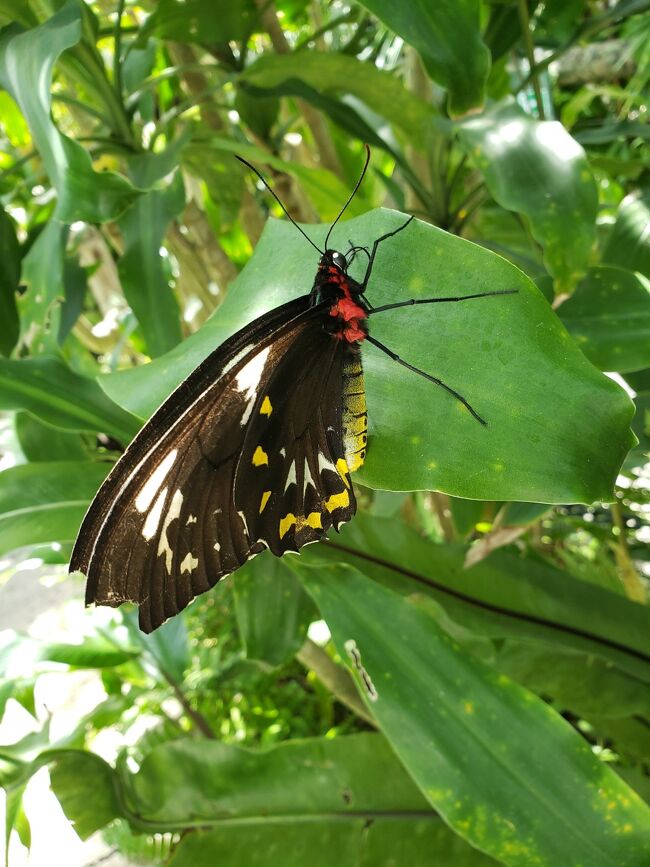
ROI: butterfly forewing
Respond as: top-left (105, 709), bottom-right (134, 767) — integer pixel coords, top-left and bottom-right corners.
top-left (70, 296), bottom-right (362, 633)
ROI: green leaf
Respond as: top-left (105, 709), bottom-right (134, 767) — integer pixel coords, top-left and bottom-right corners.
top-left (233, 555), bottom-right (316, 666)
top-left (0, 356), bottom-right (141, 442)
top-left (0, 461), bottom-right (109, 556)
top-left (296, 562), bottom-right (650, 867)
top-left (128, 733), bottom-right (428, 823)
top-left (305, 513), bottom-right (650, 683)
top-left (14, 412), bottom-right (90, 462)
top-left (0, 0), bottom-right (137, 222)
top-left (18, 220), bottom-right (65, 354)
top-left (39, 639), bottom-right (138, 669)
top-left (556, 266), bottom-right (650, 373)
top-left (458, 100), bottom-right (598, 293)
top-left (150, 0), bottom-right (258, 43)
top-left (359, 0), bottom-right (490, 116)
top-left (168, 820), bottom-right (498, 867)
top-left (494, 641), bottom-right (650, 720)
top-left (603, 189), bottom-right (650, 279)
top-left (123, 609), bottom-right (189, 683)
top-left (0, 207), bottom-right (20, 356)
top-left (101, 210), bottom-right (634, 504)
top-left (49, 751), bottom-right (123, 839)
top-left (241, 53), bottom-right (438, 149)
top-left (118, 149), bottom-right (185, 357)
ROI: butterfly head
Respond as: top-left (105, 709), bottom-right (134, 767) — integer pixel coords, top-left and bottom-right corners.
top-left (322, 249), bottom-right (349, 273)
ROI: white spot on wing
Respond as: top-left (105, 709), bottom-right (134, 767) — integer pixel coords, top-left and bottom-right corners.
top-left (135, 449), bottom-right (178, 513)
top-left (157, 489), bottom-right (184, 573)
top-left (213, 542), bottom-right (221, 551)
top-left (285, 460), bottom-right (297, 491)
top-left (180, 552), bottom-right (199, 574)
top-left (142, 487), bottom-right (168, 540)
top-left (186, 514), bottom-right (197, 525)
top-left (304, 461), bottom-right (316, 492)
top-left (236, 347), bottom-right (271, 427)
top-left (318, 452), bottom-right (337, 475)
top-left (222, 343), bottom-right (255, 376)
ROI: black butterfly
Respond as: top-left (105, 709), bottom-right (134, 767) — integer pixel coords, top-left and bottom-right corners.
top-left (70, 147), bottom-right (514, 632)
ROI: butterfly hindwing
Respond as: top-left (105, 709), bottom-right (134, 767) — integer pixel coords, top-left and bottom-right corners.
top-left (70, 296), bottom-right (361, 632)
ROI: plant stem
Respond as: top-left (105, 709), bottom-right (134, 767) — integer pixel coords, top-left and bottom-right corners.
top-left (113, 0), bottom-right (125, 100)
top-left (160, 666), bottom-right (217, 739)
top-left (517, 0), bottom-right (545, 120)
top-left (611, 499), bottom-right (646, 603)
top-left (297, 639), bottom-right (375, 725)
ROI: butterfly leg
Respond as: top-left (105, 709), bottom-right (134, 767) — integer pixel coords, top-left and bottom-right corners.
top-left (365, 334), bottom-right (487, 426)
top-left (360, 215), bottom-right (415, 291)
top-left (369, 289), bottom-right (517, 315)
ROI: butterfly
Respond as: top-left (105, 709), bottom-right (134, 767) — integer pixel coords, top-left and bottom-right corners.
top-left (70, 147), bottom-right (515, 632)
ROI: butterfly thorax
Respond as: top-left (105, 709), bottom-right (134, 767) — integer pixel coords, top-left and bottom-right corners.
top-left (312, 252), bottom-right (369, 345)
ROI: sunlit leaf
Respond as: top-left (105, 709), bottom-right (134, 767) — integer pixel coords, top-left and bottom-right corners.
top-left (458, 100), bottom-right (598, 293)
top-left (0, 0), bottom-right (137, 222)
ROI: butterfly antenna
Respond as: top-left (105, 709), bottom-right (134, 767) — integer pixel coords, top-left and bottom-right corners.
top-left (324, 144), bottom-right (371, 251)
top-left (235, 155), bottom-right (324, 256)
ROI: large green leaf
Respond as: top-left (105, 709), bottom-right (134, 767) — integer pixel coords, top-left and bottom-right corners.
top-left (458, 100), bottom-right (598, 294)
top-left (241, 53), bottom-right (439, 149)
top-left (233, 556), bottom-right (316, 666)
top-left (296, 562), bottom-right (650, 867)
top-left (555, 266), bottom-right (650, 373)
top-left (150, 0), bottom-right (258, 43)
top-left (0, 461), bottom-right (109, 556)
top-left (0, 357), bottom-right (140, 442)
top-left (118, 148), bottom-right (185, 357)
top-left (603, 189), bottom-right (650, 279)
top-left (359, 0), bottom-right (490, 116)
top-left (50, 752), bottom-right (123, 839)
top-left (305, 513), bottom-right (650, 683)
top-left (34, 736), bottom-right (498, 865)
top-left (101, 209), bottom-right (634, 504)
top-left (0, 0), bottom-right (137, 222)
top-left (0, 207), bottom-right (19, 357)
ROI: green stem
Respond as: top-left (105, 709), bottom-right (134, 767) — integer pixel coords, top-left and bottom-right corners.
top-left (516, 0), bottom-right (545, 120)
top-left (113, 0), bottom-right (126, 100)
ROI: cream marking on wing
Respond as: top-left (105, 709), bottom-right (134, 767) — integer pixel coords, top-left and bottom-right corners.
top-left (142, 487), bottom-right (168, 540)
top-left (222, 342), bottom-right (255, 376)
top-left (317, 452), bottom-right (337, 475)
top-left (135, 449), bottom-right (178, 513)
top-left (213, 542), bottom-right (221, 552)
top-left (304, 460), bottom-right (316, 492)
top-left (236, 346), bottom-right (271, 427)
top-left (180, 552), bottom-right (199, 574)
top-left (285, 460), bottom-right (297, 491)
top-left (186, 514), bottom-right (197, 525)
top-left (279, 447), bottom-right (286, 458)
top-left (157, 489), bottom-right (184, 573)
top-left (238, 510), bottom-right (250, 537)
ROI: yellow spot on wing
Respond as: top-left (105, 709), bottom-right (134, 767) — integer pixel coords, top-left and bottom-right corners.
top-left (336, 458), bottom-right (350, 487)
top-left (301, 512), bottom-right (322, 530)
top-left (252, 446), bottom-right (268, 466)
top-left (279, 513), bottom-right (296, 538)
top-left (260, 490), bottom-right (271, 513)
top-left (260, 396), bottom-right (272, 416)
top-left (325, 489), bottom-right (350, 512)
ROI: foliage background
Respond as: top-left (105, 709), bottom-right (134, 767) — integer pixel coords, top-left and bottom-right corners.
top-left (0, 0), bottom-right (649, 865)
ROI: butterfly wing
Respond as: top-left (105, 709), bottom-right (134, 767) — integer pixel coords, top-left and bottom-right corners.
top-left (70, 296), bottom-right (360, 632)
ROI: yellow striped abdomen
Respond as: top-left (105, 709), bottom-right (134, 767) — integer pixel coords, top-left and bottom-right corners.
top-left (342, 354), bottom-right (367, 473)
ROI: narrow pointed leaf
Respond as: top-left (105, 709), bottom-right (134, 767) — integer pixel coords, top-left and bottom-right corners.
top-left (296, 562), bottom-right (650, 867)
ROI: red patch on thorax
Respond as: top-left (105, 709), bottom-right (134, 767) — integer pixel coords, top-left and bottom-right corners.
top-left (328, 276), bottom-right (367, 344)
